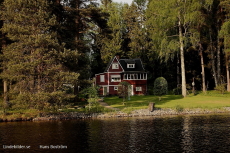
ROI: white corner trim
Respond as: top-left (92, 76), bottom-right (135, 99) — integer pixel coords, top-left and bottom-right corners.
top-left (106, 56), bottom-right (124, 72)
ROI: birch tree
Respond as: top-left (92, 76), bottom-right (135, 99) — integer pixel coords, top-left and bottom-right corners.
top-left (146, 0), bottom-right (208, 97)
top-left (219, 0), bottom-right (230, 91)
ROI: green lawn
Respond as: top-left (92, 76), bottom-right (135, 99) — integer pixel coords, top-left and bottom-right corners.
top-left (1, 91), bottom-right (230, 119)
top-left (104, 91), bottom-right (230, 111)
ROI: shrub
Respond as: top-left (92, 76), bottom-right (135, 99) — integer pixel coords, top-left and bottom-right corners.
top-left (118, 81), bottom-right (131, 103)
top-left (154, 77), bottom-right (168, 100)
top-left (11, 91), bottom-right (75, 111)
top-left (87, 98), bottom-right (99, 111)
top-left (215, 84), bottom-right (226, 94)
top-left (80, 86), bottom-right (99, 99)
top-left (172, 86), bottom-right (182, 95)
top-left (147, 86), bottom-right (154, 95)
top-left (80, 86), bottom-right (100, 111)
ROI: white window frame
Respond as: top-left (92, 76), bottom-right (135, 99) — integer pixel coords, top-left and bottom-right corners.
top-left (136, 87), bottom-right (142, 91)
top-left (124, 73), bottom-right (147, 80)
top-left (100, 75), bottom-right (105, 82)
top-left (114, 86), bottom-right (118, 91)
top-left (111, 75), bottom-right (121, 82)
top-left (112, 63), bottom-right (119, 69)
top-left (127, 64), bottom-right (135, 68)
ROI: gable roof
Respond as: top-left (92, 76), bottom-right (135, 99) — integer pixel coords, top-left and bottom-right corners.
top-left (104, 56), bottom-right (145, 72)
top-left (104, 56), bottom-right (124, 72)
top-left (119, 58), bottom-right (145, 72)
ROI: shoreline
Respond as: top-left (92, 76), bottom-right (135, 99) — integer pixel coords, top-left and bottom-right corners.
top-left (1, 107), bottom-right (230, 122)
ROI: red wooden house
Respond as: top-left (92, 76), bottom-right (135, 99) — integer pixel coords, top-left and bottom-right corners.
top-left (95, 56), bottom-right (147, 96)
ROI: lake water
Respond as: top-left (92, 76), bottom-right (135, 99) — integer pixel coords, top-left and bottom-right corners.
top-left (1, 114), bottom-right (230, 153)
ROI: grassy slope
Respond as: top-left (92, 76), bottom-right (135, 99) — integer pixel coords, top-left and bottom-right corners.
top-left (104, 91), bottom-right (230, 111)
top-left (1, 91), bottom-right (230, 119)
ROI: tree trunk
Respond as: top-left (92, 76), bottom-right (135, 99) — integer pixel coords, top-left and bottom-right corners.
top-left (3, 80), bottom-right (8, 102)
top-left (37, 74), bottom-right (41, 93)
top-left (75, 0), bottom-right (80, 43)
top-left (1, 22), bottom-right (9, 111)
top-left (217, 35), bottom-right (221, 84)
top-left (226, 53), bottom-right (230, 92)
top-left (209, 28), bottom-right (218, 87)
top-left (54, 0), bottom-right (61, 22)
top-left (177, 52), bottom-right (180, 86)
top-left (199, 43), bottom-right (206, 92)
top-left (3, 80), bottom-right (9, 113)
top-left (178, 19), bottom-right (187, 97)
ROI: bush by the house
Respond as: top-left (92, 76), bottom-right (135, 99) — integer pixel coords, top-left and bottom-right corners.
top-left (154, 77), bottom-right (168, 100)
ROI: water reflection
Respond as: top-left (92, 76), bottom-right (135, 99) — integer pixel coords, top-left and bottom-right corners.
top-left (0, 115), bottom-right (230, 152)
top-left (184, 115), bottom-right (230, 153)
top-left (182, 116), bottom-right (193, 152)
top-left (87, 117), bottom-right (185, 153)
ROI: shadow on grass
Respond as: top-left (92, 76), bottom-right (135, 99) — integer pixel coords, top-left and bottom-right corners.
top-left (104, 95), bottom-right (184, 110)
top-left (156, 95), bottom-right (184, 106)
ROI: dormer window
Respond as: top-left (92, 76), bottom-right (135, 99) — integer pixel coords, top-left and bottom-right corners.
top-left (127, 64), bottom-right (135, 68)
top-left (112, 63), bottom-right (119, 69)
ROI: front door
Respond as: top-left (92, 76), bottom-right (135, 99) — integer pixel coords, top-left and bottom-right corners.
top-left (103, 87), bottom-right (108, 96)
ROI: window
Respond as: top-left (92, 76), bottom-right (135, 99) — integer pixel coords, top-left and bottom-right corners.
top-left (127, 64), bottom-right (135, 68)
top-left (136, 87), bottom-right (142, 91)
top-left (114, 86), bottom-right (118, 90)
top-left (112, 63), bottom-right (119, 69)
top-left (100, 75), bottom-right (105, 82)
top-left (111, 75), bottom-right (121, 82)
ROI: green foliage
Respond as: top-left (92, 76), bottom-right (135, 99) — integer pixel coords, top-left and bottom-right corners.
top-left (153, 77), bottom-right (168, 99)
top-left (1, 99), bottom-right (9, 115)
top-left (146, 0), bottom-right (214, 97)
top-left (147, 85), bottom-right (154, 95)
top-left (59, 0), bottom-right (108, 79)
top-left (80, 86), bottom-right (100, 99)
top-left (86, 98), bottom-right (99, 112)
top-left (0, 0), bottom-right (79, 111)
top-left (172, 86), bottom-right (182, 95)
top-left (10, 91), bottom-right (75, 111)
top-left (62, 84), bottom-right (74, 94)
top-left (97, 3), bottom-right (125, 62)
top-left (215, 84), bottom-right (227, 94)
top-left (1, 0), bottom-right (230, 114)
top-left (124, 3), bottom-right (148, 58)
top-left (80, 85), bottom-right (100, 111)
top-left (118, 81), bottom-right (131, 103)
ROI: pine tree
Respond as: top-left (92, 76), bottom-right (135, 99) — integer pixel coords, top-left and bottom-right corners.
top-left (101, 0), bottom-right (112, 8)
top-left (189, 0), bottom-right (214, 93)
top-left (0, 0), bottom-right (9, 113)
top-left (57, 0), bottom-right (110, 82)
top-left (123, 2), bottom-right (147, 58)
top-left (0, 0), bottom-right (79, 110)
top-left (96, 2), bottom-right (127, 63)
